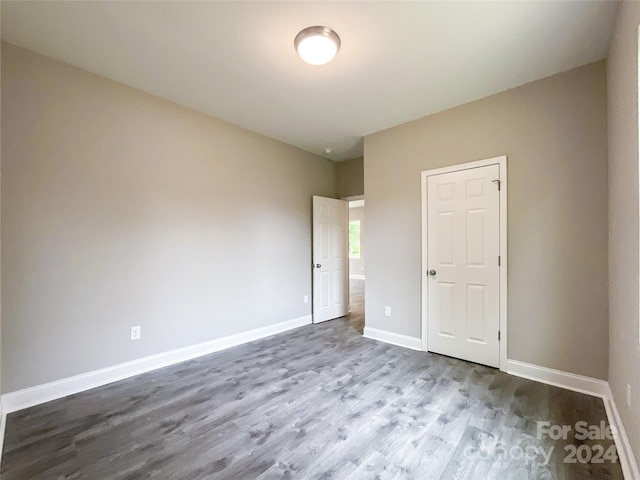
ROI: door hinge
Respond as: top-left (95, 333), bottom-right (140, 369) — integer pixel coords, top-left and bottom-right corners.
top-left (492, 179), bottom-right (502, 191)
top-left (498, 255), bottom-right (501, 266)
top-left (498, 330), bottom-right (501, 341)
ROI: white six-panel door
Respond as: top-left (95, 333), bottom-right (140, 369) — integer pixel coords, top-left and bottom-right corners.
top-left (312, 196), bottom-right (348, 324)
top-left (426, 164), bottom-right (501, 367)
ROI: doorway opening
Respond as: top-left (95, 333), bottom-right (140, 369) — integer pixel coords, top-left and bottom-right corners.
top-left (421, 156), bottom-right (507, 370)
top-left (347, 198), bottom-right (365, 333)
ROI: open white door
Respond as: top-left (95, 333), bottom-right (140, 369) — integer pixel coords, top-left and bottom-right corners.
top-left (312, 196), bottom-right (348, 323)
top-left (425, 163), bottom-right (501, 367)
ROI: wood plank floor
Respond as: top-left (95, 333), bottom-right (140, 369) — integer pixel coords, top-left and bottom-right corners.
top-left (1, 281), bottom-right (623, 479)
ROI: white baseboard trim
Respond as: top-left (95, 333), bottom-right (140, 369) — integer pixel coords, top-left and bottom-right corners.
top-left (603, 386), bottom-right (640, 480)
top-left (507, 359), bottom-right (639, 478)
top-left (363, 327), bottom-right (421, 351)
top-left (1, 315), bottom-right (312, 414)
top-left (506, 359), bottom-right (610, 399)
top-left (349, 274), bottom-right (365, 280)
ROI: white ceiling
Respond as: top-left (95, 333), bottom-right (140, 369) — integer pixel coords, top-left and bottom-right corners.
top-left (1, 1), bottom-right (619, 161)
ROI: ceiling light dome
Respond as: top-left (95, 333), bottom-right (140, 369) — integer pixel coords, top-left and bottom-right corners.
top-left (294, 26), bottom-right (341, 66)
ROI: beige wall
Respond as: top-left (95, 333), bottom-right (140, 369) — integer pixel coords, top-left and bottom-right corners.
top-left (349, 206), bottom-right (365, 277)
top-left (337, 157), bottom-right (364, 198)
top-left (365, 62), bottom-right (609, 379)
top-left (607, 1), bottom-right (640, 464)
top-left (1, 43), bottom-right (337, 393)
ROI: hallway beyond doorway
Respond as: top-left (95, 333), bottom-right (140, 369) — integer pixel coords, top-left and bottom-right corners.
top-left (346, 278), bottom-right (364, 334)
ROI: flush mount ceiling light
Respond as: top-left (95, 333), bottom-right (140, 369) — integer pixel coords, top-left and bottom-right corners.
top-left (294, 26), bottom-right (341, 65)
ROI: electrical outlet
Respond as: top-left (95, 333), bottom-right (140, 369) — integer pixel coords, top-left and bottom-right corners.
top-left (131, 326), bottom-right (141, 341)
top-left (304, 295), bottom-right (309, 304)
top-left (627, 384), bottom-right (632, 408)
top-left (384, 306), bottom-right (392, 317)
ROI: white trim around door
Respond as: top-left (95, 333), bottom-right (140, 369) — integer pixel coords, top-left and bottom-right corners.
top-left (421, 155), bottom-right (508, 371)
top-left (341, 194), bottom-right (365, 202)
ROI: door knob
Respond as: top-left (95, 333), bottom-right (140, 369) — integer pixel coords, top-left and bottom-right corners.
top-left (316, 264), bottom-right (322, 268)
top-left (428, 269), bottom-right (437, 276)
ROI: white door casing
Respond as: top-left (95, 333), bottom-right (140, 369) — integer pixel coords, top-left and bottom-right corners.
top-left (421, 156), bottom-right (507, 369)
top-left (312, 196), bottom-right (349, 323)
